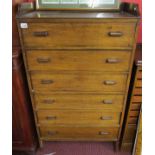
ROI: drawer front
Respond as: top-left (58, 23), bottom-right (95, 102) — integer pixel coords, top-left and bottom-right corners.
top-left (37, 110), bottom-right (121, 126)
top-left (40, 126), bottom-right (119, 141)
top-left (31, 73), bottom-right (127, 92)
top-left (21, 22), bottom-right (135, 49)
top-left (27, 50), bottom-right (131, 72)
top-left (34, 94), bottom-right (124, 112)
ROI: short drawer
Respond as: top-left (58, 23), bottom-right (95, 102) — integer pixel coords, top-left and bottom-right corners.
top-left (39, 126), bottom-right (119, 141)
top-left (30, 72), bottom-right (127, 92)
top-left (136, 70), bottom-right (142, 80)
top-left (26, 50), bottom-right (131, 72)
top-left (135, 79), bottom-right (142, 88)
top-left (132, 96), bottom-right (142, 103)
top-left (34, 94), bottom-right (124, 111)
top-left (37, 110), bottom-right (121, 126)
top-left (21, 22), bottom-right (136, 49)
top-left (133, 88), bottom-right (142, 95)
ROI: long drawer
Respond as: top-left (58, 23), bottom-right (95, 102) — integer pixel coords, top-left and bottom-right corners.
top-left (34, 93), bottom-right (124, 111)
top-left (26, 50), bottom-right (131, 72)
top-left (39, 126), bottom-right (119, 141)
top-left (37, 110), bottom-right (121, 126)
top-left (30, 72), bottom-right (127, 92)
top-left (21, 22), bottom-right (136, 49)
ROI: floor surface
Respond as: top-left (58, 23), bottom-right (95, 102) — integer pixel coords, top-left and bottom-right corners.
top-left (36, 142), bottom-right (131, 155)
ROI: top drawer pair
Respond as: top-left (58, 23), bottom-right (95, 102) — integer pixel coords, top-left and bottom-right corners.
top-left (21, 22), bottom-right (136, 49)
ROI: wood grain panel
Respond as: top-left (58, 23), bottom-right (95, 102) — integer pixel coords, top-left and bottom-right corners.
top-left (26, 50), bottom-right (131, 72)
top-left (40, 126), bottom-right (119, 141)
top-left (21, 22), bottom-right (136, 49)
top-left (37, 110), bottom-right (121, 126)
top-left (34, 93), bottom-right (124, 111)
top-left (31, 72), bottom-right (128, 92)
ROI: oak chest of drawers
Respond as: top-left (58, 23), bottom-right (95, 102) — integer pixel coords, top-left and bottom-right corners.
top-left (17, 4), bottom-right (140, 148)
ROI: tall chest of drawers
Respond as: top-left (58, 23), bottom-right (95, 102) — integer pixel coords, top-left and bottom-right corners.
top-left (17, 4), bottom-right (140, 148)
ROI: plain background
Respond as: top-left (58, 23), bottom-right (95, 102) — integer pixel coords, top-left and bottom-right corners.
top-left (0, 0), bottom-right (154, 155)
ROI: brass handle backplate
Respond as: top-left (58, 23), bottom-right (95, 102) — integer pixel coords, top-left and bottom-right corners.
top-left (108, 32), bottom-right (123, 37)
top-left (99, 131), bottom-right (109, 135)
top-left (33, 31), bottom-right (48, 37)
top-left (104, 80), bottom-right (116, 85)
top-left (100, 116), bottom-right (113, 120)
top-left (46, 116), bottom-right (57, 120)
top-left (106, 58), bottom-right (121, 63)
top-left (47, 131), bottom-right (58, 136)
top-left (37, 58), bottom-right (51, 63)
top-left (103, 100), bottom-right (113, 104)
top-left (41, 80), bottom-right (54, 84)
top-left (42, 99), bottom-right (55, 104)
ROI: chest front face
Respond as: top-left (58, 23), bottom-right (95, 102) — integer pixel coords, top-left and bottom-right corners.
top-left (17, 11), bottom-right (139, 146)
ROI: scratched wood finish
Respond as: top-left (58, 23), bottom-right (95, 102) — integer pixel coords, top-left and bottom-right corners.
top-left (39, 126), bottom-right (119, 141)
top-left (37, 110), bottom-right (121, 126)
top-left (21, 22), bottom-right (136, 49)
top-left (27, 50), bottom-right (131, 72)
top-left (34, 93), bottom-right (124, 111)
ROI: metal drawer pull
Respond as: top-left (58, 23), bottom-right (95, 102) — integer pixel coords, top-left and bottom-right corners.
top-left (104, 80), bottom-right (116, 85)
top-left (100, 116), bottom-right (112, 120)
top-left (33, 31), bottom-right (48, 37)
top-left (99, 131), bottom-right (109, 135)
top-left (42, 99), bottom-right (55, 104)
top-left (37, 58), bottom-right (51, 63)
top-left (103, 100), bottom-right (113, 104)
top-left (106, 58), bottom-right (121, 63)
top-left (47, 131), bottom-right (58, 136)
top-left (41, 80), bottom-right (54, 84)
top-left (46, 116), bottom-right (57, 120)
top-left (108, 32), bottom-right (123, 37)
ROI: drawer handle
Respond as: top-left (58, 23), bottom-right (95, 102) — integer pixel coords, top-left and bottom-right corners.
top-left (42, 99), bottom-right (55, 104)
top-left (33, 31), bottom-right (48, 37)
top-left (47, 131), bottom-right (58, 136)
top-left (104, 80), bottom-right (116, 85)
top-left (103, 100), bottom-right (113, 104)
top-left (37, 58), bottom-right (51, 63)
top-left (46, 116), bottom-right (57, 120)
top-left (99, 131), bottom-right (109, 135)
top-left (100, 116), bottom-right (112, 120)
top-left (108, 32), bottom-right (123, 37)
top-left (41, 80), bottom-right (54, 84)
top-left (106, 58), bottom-right (121, 63)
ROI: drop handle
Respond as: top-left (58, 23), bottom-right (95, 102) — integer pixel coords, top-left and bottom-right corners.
top-left (37, 58), bottom-right (51, 63)
top-left (103, 100), bottom-right (113, 104)
top-left (33, 31), bottom-right (48, 37)
top-left (99, 131), bottom-right (109, 135)
top-left (46, 116), bottom-right (57, 120)
top-left (100, 116), bottom-right (113, 120)
top-left (47, 131), bottom-right (58, 136)
top-left (103, 80), bottom-right (116, 85)
top-left (106, 58), bottom-right (121, 63)
top-left (108, 31), bottom-right (123, 37)
top-left (41, 80), bottom-right (54, 84)
top-left (42, 99), bottom-right (55, 104)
